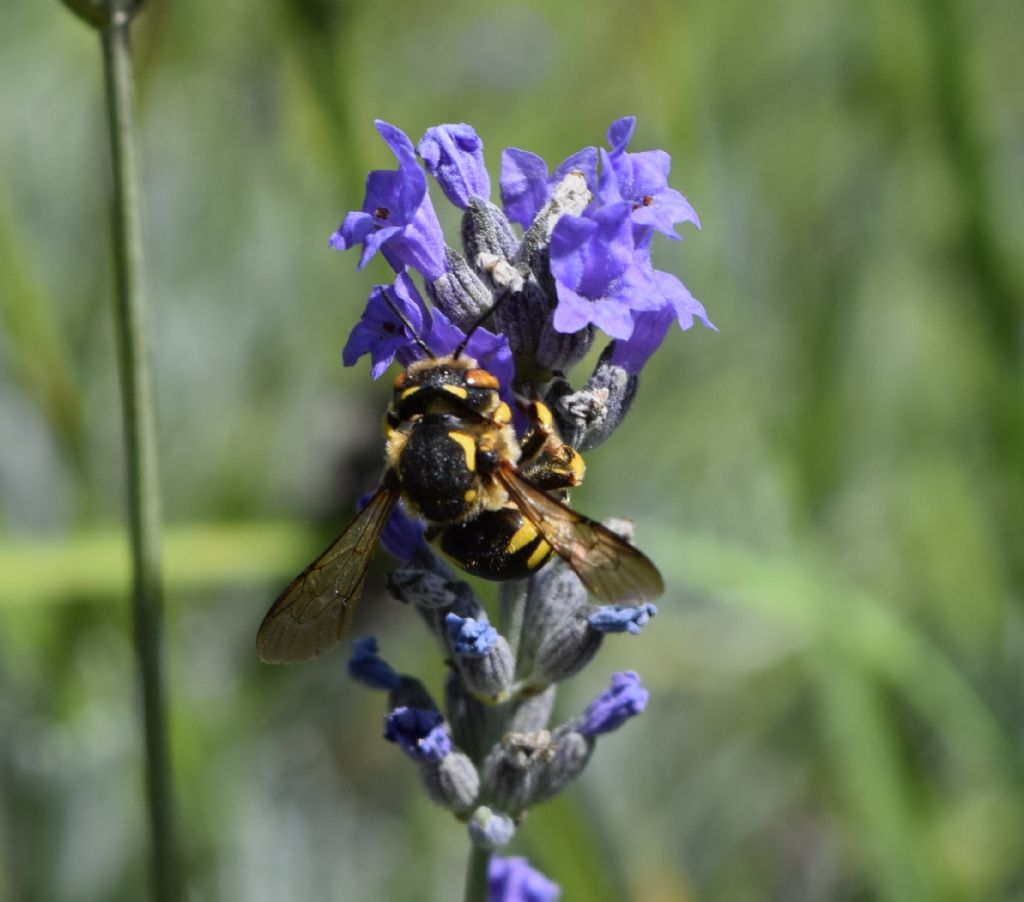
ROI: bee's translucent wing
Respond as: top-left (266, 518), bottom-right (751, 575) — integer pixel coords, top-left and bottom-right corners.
top-left (257, 485), bottom-right (399, 664)
top-left (496, 463), bottom-right (664, 604)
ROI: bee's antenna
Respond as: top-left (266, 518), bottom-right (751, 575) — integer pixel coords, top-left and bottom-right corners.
top-left (381, 290), bottom-right (435, 359)
top-left (453, 289), bottom-right (515, 360)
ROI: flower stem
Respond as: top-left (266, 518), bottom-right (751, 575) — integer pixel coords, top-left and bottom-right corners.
top-left (463, 844), bottom-right (492, 902)
top-left (100, 5), bottom-right (180, 900)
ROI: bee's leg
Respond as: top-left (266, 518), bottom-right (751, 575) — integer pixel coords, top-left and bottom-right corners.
top-left (516, 399), bottom-right (586, 492)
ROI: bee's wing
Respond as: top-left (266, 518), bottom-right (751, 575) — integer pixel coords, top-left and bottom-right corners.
top-left (257, 484), bottom-right (400, 664)
top-left (496, 463), bottom-right (664, 605)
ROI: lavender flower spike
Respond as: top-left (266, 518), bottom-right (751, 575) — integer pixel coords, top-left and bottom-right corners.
top-left (330, 120), bottom-right (447, 280)
top-left (418, 123), bottom-right (490, 209)
top-left (579, 671), bottom-right (649, 737)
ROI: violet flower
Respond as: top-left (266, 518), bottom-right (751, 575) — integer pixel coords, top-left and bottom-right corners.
top-left (330, 120), bottom-right (447, 281)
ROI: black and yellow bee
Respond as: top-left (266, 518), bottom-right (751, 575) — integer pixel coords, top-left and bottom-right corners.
top-left (257, 352), bottom-right (663, 664)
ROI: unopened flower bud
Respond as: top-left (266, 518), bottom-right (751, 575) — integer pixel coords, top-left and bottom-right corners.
top-left (482, 730), bottom-right (555, 815)
top-left (446, 613), bottom-right (515, 702)
top-left (429, 247), bottom-right (494, 331)
top-left (506, 686), bottom-right (556, 734)
top-left (418, 124), bottom-right (490, 209)
top-left (462, 198), bottom-right (519, 263)
top-left (530, 729), bottom-right (593, 805)
top-left (468, 806), bottom-right (517, 850)
top-left (445, 671), bottom-right (491, 763)
top-left (420, 750), bottom-right (480, 816)
top-left (549, 346), bottom-right (638, 451)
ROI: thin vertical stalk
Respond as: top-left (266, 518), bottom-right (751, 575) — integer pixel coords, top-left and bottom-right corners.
top-left (463, 844), bottom-right (492, 902)
top-left (100, 6), bottom-right (180, 901)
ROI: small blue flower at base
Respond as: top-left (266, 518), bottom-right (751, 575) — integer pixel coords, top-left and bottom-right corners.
top-left (417, 123), bottom-right (491, 209)
top-left (384, 707), bottom-right (452, 763)
top-left (489, 856), bottom-right (561, 902)
top-left (357, 491), bottom-right (426, 562)
top-left (347, 637), bottom-right (401, 691)
top-left (588, 602), bottom-right (658, 636)
top-left (499, 145), bottom-right (598, 229)
top-left (579, 671), bottom-right (649, 737)
top-left (446, 613), bottom-right (499, 657)
top-left (329, 120), bottom-right (447, 281)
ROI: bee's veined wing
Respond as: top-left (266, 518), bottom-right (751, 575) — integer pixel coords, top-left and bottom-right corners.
top-left (257, 484), bottom-right (400, 664)
top-left (496, 463), bottom-right (664, 604)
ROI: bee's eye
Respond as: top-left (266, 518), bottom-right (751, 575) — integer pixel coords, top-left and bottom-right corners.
top-left (464, 369), bottom-right (499, 390)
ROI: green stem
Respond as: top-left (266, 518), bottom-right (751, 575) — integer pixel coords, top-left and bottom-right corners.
top-left (100, 5), bottom-right (180, 900)
top-left (462, 845), bottom-right (492, 902)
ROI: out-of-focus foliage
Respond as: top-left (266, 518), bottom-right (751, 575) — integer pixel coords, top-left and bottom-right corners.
top-left (1, 0), bottom-right (1022, 899)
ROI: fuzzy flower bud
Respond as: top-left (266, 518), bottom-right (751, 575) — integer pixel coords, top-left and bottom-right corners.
top-left (482, 730), bottom-right (554, 815)
top-left (529, 729), bottom-right (593, 805)
top-left (445, 671), bottom-right (491, 763)
top-left (468, 806), bottom-right (517, 850)
top-left (420, 749), bottom-right (480, 816)
top-left (418, 123), bottom-right (490, 209)
top-left (506, 686), bottom-right (556, 734)
top-left (519, 563), bottom-right (600, 688)
top-left (446, 613), bottom-right (515, 702)
top-left (462, 198), bottom-right (519, 265)
top-left (429, 247), bottom-right (494, 331)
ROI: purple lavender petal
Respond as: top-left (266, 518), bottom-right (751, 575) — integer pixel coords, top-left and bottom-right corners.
top-left (489, 856), bottom-right (561, 902)
top-left (329, 121), bottom-right (447, 280)
top-left (579, 671), bottom-right (649, 737)
top-left (347, 637), bottom-right (401, 690)
top-left (606, 116), bottom-right (636, 156)
top-left (500, 147), bottom-right (551, 228)
top-left (445, 613), bottom-right (499, 657)
top-left (588, 603), bottom-right (658, 635)
top-left (418, 123), bottom-right (491, 208)
top-left (653, 269), bottom-right (716, 332)
top-left (384, 707), bottom-right (451, 763)
top-left (608, 306), bottom-right (675, 373)
top-left (342, 273), bottom-right (429, 379)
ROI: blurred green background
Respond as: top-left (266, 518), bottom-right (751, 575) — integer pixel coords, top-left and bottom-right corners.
top-left (2, 0), bottom-right (1023, 899)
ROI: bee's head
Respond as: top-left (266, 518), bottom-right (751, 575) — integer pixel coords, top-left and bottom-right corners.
top-left (390, 357), bottom-right (507, 422)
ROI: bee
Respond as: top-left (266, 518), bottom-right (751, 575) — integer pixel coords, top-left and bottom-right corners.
top-left (258, 340), bottom-right (663, 664)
